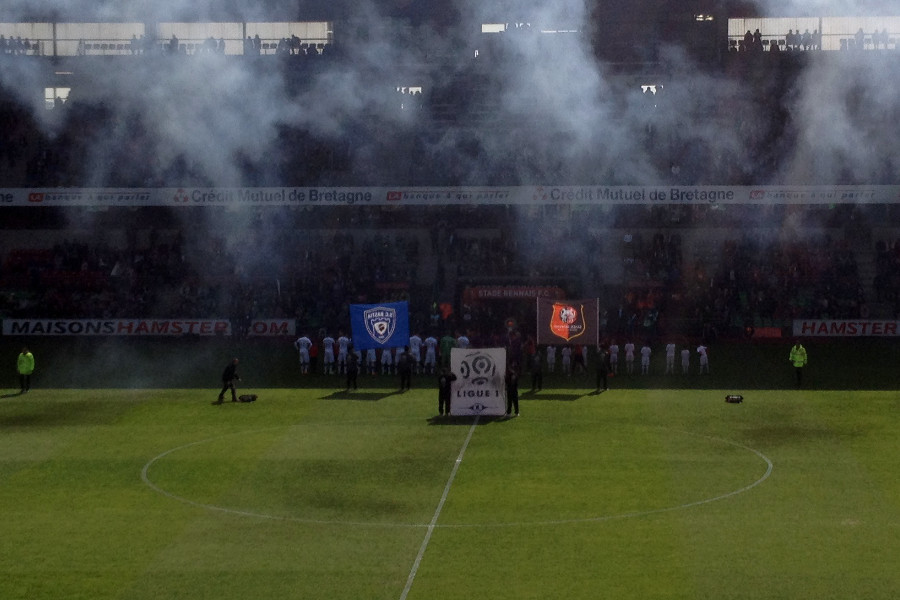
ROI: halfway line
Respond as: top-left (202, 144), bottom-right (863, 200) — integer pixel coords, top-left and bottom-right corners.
top-left (399, 415), bottom-right (480, 600)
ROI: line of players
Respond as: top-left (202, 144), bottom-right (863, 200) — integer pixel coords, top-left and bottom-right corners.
top-left (292, 331), bottom-right (710, 377)
top-left (541, 342), bottom-right (708, 376)
top-left (292, 331), bottom-right (465, 375)
top-left (600, 341), bottom-right (710, 376)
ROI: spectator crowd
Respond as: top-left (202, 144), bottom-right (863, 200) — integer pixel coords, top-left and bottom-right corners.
top-left (3, 203), bottom-right (898, 347)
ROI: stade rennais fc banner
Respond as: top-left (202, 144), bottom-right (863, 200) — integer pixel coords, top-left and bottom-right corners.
top-left (536, 298), bottom-right (600, 346)
top-left (450, 347), bottom-right (507, 417)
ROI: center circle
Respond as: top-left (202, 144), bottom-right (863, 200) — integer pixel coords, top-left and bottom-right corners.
top-left (141, 421), bottom-right (772, 528)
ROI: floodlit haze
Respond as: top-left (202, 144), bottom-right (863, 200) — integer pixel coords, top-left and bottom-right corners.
top-left (1, 0), bottom-right (899, 188)
top-left (748, 0), bottom-right (895, 17)
top-left (1, 0), bottom-right (898, 388)
top-left (3, 0), bottom-right (296, 21)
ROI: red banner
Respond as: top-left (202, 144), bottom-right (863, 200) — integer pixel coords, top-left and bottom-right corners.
top-left (536, 298), bottom-right (599, 345)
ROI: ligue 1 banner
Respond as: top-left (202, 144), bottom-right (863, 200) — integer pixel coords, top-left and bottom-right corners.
top-left (536, 298), bottom-right (600, 346)
top-left (349, 301), bottom-right (410, 350)
top-left (450, 347), bottom-right (507, 417)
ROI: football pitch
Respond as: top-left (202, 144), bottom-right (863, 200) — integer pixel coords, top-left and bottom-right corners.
top-left (1, 379), bottom-right (898, 600)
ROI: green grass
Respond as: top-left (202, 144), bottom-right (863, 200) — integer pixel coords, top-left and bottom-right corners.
top-left (0, 336), bottom-right (897, 599)
top-left (1, 382), bottom-right (898, 600)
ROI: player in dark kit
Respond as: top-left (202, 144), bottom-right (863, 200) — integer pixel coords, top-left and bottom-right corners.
top-left (214, 358), bottom-right (240, 404)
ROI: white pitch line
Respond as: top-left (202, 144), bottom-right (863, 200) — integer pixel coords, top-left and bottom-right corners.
top-left (398, 415), bottom-right (480, 600)
top-left (436, 429), bottom-right (775, 529)
top-left (142, 423), bottom-right (774, 530)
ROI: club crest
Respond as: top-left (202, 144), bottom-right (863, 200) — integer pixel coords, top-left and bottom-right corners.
top-left (364, 306), bottom-right (397, 344)
top-left (549, 302), bottom-right (586, 341)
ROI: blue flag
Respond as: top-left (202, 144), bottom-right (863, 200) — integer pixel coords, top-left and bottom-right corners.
top-left (350, 302), bottom-right (410, 351)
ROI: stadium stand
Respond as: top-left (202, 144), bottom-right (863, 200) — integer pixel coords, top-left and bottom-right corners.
top-left (2, 10), bottom-right (900, 340)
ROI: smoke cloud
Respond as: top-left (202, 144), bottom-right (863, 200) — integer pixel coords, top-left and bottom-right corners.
top-left (1, 0), bottom-right (898, 188)
top-left (2, 0), bottom-right (898, 389)
top-left (1, 2), bottom-right (898, 299)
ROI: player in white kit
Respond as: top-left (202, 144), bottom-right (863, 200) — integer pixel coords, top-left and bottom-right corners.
top-left (381, 346), bottom-right (394, 374)
top-left (546, 345), bottom-right (557, 373)
top-left (624, 341), bottom-right (635, 374)
top-left (423, 335), bottom-right (438, 374)
top-left (409, 333), bottom-right (423, 374)
top-left (640, 343), bottom-right (652, 375)
top-left (457, 333), bottom-right (470, 349)
top-left (365, 348), bottom-right (377, 375)
top-left (561, 345), bottom-right (572, 376)
top-left (697, 344), bottom-right (709, 374)
top-left (336, 332), bottom-right (351, 374)
top-left (608, 341), bottom-right (619, 374)
top-left (294, 334), bottom-right (312, 374)
top-left (665, 342), bottom-right (676, 374)
top-left (321, 333), bottom-right (336, 374)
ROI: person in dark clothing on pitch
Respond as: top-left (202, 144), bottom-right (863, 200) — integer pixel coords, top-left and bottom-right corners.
top-left (346, 349), bottom-right (360, 390)
top-left (530, 349), bottom-right (543, 392)
top-left (214, 358), bottom-right (240, 404)
top-left (597, 345), bottom-right (611, 391)
top-left (398, 346), bottom-right (413, 391)
top-left (506, 364), bottom-right (519, 417)
top-left (437, 367), bottom-right (456, 416)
